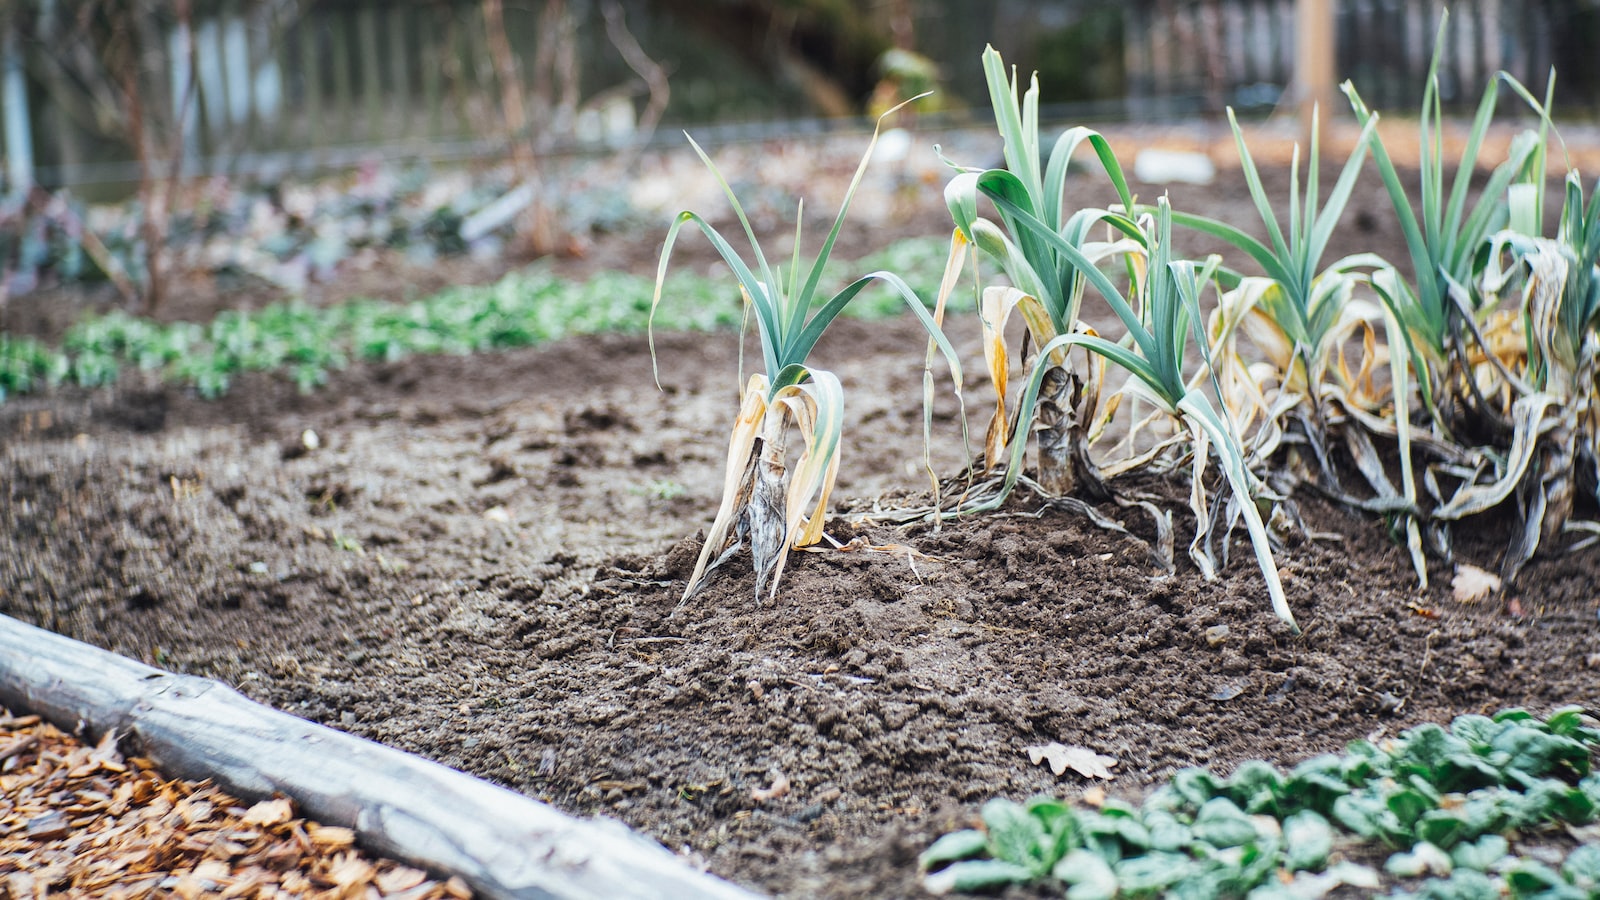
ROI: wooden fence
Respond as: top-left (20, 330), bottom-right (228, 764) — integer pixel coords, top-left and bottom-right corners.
top-left (1123, 0), bottom-right (1599, 119)
top-left (4, 0), bottom-right (1598, 192)
top-left (3, 0), bottom-right (799, 190)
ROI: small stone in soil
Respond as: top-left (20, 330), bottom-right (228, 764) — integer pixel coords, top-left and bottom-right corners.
top-left (794, 803), bottom-right (826, 823)
top-left (1209, 682), bottom-right (1246, 701)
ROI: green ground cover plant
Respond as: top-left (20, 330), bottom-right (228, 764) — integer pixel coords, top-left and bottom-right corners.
top-left (0, 236), bottom-right (950, 405)
top-left (921, 708), bottom-right (1600, 898)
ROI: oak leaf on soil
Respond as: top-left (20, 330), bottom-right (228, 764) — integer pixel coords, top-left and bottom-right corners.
top-left (1025, 743), bottom-right (1118, 780)
top-left (1452, 564), bottom-right (1501, 604)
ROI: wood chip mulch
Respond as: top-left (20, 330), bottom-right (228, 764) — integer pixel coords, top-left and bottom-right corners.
top-left (0, 708), bottom-right (472, 899)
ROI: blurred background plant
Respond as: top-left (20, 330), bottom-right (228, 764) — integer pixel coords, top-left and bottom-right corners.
top-left (1, 162), bottom-right (652, 308)
top-left (0, 229), bottom-right (949, 403)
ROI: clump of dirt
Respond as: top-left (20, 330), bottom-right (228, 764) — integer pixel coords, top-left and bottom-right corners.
top-left (4, 158), bottom-right (1599, 898)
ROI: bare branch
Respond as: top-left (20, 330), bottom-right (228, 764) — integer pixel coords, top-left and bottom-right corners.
top-left (601, 0), bottom-right (669, 146)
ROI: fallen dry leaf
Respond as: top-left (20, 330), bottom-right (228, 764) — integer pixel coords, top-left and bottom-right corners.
top-left (1025, 742), bottom-right (1119, 780)
top-left (325, 851), bottom-right (376, 887)
top-left (376, 865), bottom-right (430, 893)
top-left (171, 873), bottom-right (206, 900)
top-left (241, 796), bottom-right (295, 826)
top-left (1452, 564), bottom-right (1501, 604)
top-left (308, 822), bottom-right (357, 849)
top-left (193, 859), bottom-right (231, 880)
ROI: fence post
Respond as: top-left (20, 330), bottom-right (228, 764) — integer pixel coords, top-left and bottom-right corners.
top-left (358, 4), bottom-right (381, 143)
top-left (2, 13), bottom-right (33, 197)
top-left (1295, 0), bottom-right (1335, 141)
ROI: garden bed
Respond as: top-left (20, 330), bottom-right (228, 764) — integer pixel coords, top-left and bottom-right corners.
top-left (3, 152), bottom-right (1598, 898)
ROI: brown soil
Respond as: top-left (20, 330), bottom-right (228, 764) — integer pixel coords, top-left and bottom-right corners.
top-left (3, 150), bottom-right (1599, 899)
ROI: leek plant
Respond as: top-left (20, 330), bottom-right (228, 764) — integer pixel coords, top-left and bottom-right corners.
top-left (1166, 109), bottom-right (1430, 582)
top-left (1451, 168), bottom-right (1600, 585)
top-left (941, 45), bottom-right (1142, 502)
top-left (651, 101), bottom-right (963, 606)
top-left (993, 197), bottom-right (1299, 630)
top-left (1345, 15), bottom-right (1587, 586)
top-left (1168, 108), bottom-right (1380, 469)
top-left (1345, 15), bottom-right (1541, 442)
top-left (936, 46), bottom-right (1294, 626)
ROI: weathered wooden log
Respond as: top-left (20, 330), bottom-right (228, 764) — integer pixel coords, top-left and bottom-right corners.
top-left (0, 614), bottom-right (762, 900)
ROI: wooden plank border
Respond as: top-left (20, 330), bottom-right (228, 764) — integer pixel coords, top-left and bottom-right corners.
top-left (0, 614), bottom-right (762, 900)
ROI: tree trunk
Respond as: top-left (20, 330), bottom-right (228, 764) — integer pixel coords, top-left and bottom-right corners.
top-left (113, 16), bottom-right (166, 314)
